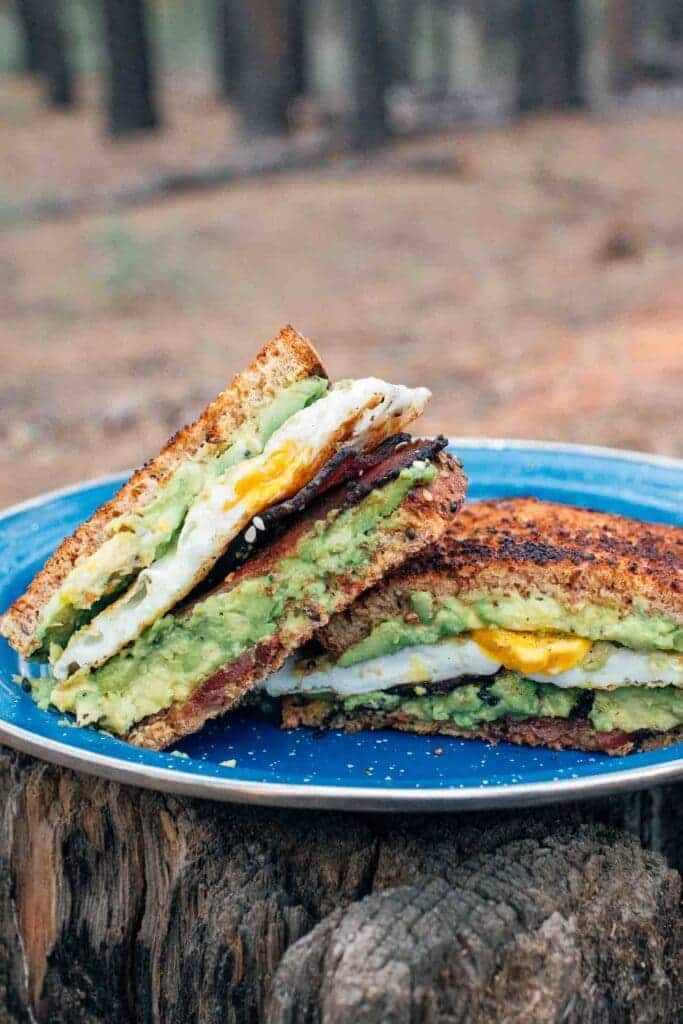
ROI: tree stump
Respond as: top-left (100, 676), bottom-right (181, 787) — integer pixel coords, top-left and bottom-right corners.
top-left (0, 749), bottom-right (680, 1023)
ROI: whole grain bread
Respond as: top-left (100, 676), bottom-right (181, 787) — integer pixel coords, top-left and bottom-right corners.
top-left (318, 497), bottom-right (683, 658)
top-left (1, 326), bottom-right (325, 657)
top-left (281, 696), bottom-right (683, 757)
top-left (129, 449), bottom-right (467, 749)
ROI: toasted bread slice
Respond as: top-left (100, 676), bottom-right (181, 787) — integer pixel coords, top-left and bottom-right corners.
top-left (281, 696), bottom-right (683, 757)
top-left (1, 327), bottom-right (325, 658)
top-left (129, 449), bottom-right (466, 749)
top-left (318, 497), bottom-right (683, 658)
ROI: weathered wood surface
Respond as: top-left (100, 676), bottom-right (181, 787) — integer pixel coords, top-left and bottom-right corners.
top-left (0, 749), bottom-right (680, 1024)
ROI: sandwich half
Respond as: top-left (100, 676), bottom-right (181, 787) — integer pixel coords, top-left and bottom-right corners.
top-left (270, 498), bottom-right (683, 756)
top-left (3, 324), bottom-right (468, 747)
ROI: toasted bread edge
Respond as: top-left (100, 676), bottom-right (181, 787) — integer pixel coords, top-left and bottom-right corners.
top-left (318, 497), bottom-right (683, 658)
top-left (1, 326), bottom-right (326, 657)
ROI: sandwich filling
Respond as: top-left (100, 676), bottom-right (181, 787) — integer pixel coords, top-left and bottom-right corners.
top-left (35, 376), bottom-right (327, 658)
top-left (34, 460), bottom-right (437, 736)
top-left (47, 377), bottom-right (430, 680)
top-left (264, 590), bottom-right (683, 738)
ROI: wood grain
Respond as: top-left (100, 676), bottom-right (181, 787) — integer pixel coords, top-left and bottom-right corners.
top-left (0, 749), bottom-right (680, 1023)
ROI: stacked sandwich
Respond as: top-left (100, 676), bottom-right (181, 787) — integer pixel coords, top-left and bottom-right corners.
top-left (2, 328), bottom-right (681, 755)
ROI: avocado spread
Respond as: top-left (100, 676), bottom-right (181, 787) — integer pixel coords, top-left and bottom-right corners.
top-left (43, 461), bottom-right (436, 735)
top-left (35, 377), bottom-right (328, 658)
top-left (338, 590), bottom-right (683, 667)
top-left (334, 672), bottom-right (683, 735)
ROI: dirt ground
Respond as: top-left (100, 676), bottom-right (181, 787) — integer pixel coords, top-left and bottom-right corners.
top-left (1, 75), bottom-right (682, 507)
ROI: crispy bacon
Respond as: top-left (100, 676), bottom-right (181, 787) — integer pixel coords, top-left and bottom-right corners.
top-left (260, 433), bottom-right (447, 524)
top-left (211, 434), bottom-right (449, 573)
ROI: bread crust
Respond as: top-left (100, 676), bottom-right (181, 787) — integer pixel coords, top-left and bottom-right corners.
top-left (1, 326), bottom-right (325, 657)
top-left (129, 451), bottom-right (467, 749)
top-left (280, 697), bottom-right (683, 757)
top-left (318, 497), bottom-right (683, 658)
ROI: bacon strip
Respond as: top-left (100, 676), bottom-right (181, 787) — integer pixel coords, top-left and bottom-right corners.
top-left (211, 434), bottom-right (449, 573)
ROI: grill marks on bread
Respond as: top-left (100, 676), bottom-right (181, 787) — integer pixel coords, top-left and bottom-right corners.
top-left (318, 497), bottom-right (683, 659)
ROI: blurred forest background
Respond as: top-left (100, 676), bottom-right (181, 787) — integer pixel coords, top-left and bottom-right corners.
top-left (1, 0), bottom-right (682, 507)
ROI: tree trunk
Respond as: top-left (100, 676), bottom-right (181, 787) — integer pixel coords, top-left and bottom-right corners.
top-left (287, 0), bottom-right (307, 98)
top-left (349, 0), bottom-right (391, 150)
top-left (664, 0), bottom-right (683, 43)
top-left (232, 0), bottom-right (294, 140)
top-left (102, 0), bottom-right (159, 137)
top-left (608, 0), bottom-right (638, 93)
top-left (13, 0), bottom-right (42, 74)
top-left (429, 0), bottom-right (452, 97)
top-left (0, 748), bottom-right (680, 1023)
top-left (25, 0), bottom-right (74, 107)
top-left (215, 0), bottom-right (242, 99)
top-left (386, 0), bottom-right (417, 86)
top-left (517, 0), bottom-right (584, 112)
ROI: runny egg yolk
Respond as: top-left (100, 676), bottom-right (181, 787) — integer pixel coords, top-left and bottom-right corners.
top-left (471, 628), bottom-right (592, 676)
top-left (223, 441), bottom-right (310, 514)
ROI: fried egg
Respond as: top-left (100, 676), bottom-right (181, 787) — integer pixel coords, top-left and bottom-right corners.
top-left (52, 378), bottom-right (430, 680)
top-left (264, 633), bottom-right (683, 697)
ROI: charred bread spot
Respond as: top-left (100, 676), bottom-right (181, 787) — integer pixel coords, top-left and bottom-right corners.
top-left (318, 496), bottom-right (682, 659)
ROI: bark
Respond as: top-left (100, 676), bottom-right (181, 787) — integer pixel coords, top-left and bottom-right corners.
top-left (13, 0), bottom-right (42, 74)
top-left (217, 0), bottom-right (306, 108)
top-left (287, 0), bottom-right (307, 98)
top-left (232, 0), bottom-right (294, 140)
top-left (517, 0), bottom-right (584, 112)
top-left (386, 0), bottom-right (417, 86)
top-left (0, 748), bottom-right (680, 1023)
top-left (215, 0), bottom-right (242, 100)
top-left (349, 0), bottom-right (391, 150)
top-left (664, 0), bottom-right (683, 43)
top-left (26, 0), bottom-right (74, 107)
top-left (271, 828), bottom-right (680, 1023)
top-left (102, 0), bottom-right (159, 137)
top-left (608, 0), bottom-right (638, 93)
top-left (428, 0), bottom-right (452, 96)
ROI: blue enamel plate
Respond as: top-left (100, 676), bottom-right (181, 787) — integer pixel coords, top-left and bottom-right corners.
top-left (0, 440), bottom-right (681, 810)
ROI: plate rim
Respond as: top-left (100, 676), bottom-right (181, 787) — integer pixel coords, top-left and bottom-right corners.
top-left (1, 437), bottom-right (682, 811)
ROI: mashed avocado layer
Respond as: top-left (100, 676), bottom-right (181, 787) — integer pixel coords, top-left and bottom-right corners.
top-left (334, 672), bottom-right (683, 735)
top-left (35, 377), bottom-right (328, 658)
top-left (338, 590), bottom-right (683, 667)
top-left (43, 461), bottom-right (436, 735)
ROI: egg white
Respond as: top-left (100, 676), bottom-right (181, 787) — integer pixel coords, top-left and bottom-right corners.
top-left (52, 379), bottom-right (430, 680)
top-left (265, 639), bottom-right (500, 697)
top-left (264, 638), bottom-right (683, 697)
